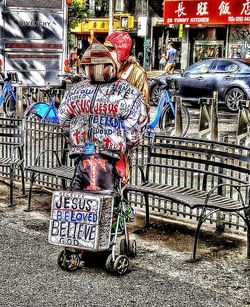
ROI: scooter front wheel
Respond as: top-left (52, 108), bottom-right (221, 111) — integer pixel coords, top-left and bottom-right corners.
top-left (120, 238), bottom-right (137, 258)
top-left (113, 255), bottom-right (130, 275)
top-left (57, 249), bottom-right (80, 272)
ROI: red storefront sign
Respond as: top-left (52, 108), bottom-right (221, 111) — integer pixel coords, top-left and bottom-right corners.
top-left (163, 0), bottom-right (250, 25)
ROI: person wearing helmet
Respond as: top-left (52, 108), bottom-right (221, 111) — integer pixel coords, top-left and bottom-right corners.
top-left (58, 38), bottom-right (148, 192)
top-left (104, 31), bottom-right (150, 113)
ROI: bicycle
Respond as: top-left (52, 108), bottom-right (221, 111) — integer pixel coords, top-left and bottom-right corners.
top-left (24, 86), bottom-right (59, 123)
top-left (24, 73), bottom-right (84, 123)
top-left (0, 72), bottom-right (30, 117)
top-left (147, 78), bottom-right (190, 137)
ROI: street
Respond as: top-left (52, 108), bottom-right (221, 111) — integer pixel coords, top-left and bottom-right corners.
top-left (0, 184), bottom-right (249, 307)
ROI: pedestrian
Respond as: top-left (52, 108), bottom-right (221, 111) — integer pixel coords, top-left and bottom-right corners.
top-left (228, 47), bottom-right (241, 59)
top-left (69, 46), bottom-right (79, 72)
top-left (58, 37), bottom-right (148, 191)
top-left (103, 31), bottom-right (150, 113)
top-left (165, 42), bottom-right (177, 74)
top-left (137, 51), bottom-right (143, 65)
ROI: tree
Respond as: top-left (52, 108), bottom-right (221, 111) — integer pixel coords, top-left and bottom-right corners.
top-left (68, 0), bottom-right (89, 47)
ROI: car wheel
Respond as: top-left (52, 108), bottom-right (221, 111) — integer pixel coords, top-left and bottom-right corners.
top-left (150, 84), bottom-right (162, 106)
top-left (225, 88), bottom-right (245, 112)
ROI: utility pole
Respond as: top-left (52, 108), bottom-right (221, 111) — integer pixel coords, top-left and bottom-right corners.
top-left (66, 0), bottom-right (72, 58)
top-left (142, 0), bottom-right (149, 70)
top-left (108, 0), bottom-right (114, 34)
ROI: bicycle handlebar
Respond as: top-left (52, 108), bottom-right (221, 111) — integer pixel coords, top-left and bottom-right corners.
top-left (150, 77), bottom-right (179, 91)
top-left (57, 73), bottom-right (86, 82)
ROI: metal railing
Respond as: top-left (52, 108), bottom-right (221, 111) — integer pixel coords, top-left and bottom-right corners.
top-left (0, 116), bottom-right (248, 234)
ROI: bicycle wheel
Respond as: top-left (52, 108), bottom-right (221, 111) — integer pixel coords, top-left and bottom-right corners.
top-left (159, 103), bottom-right (190, 137)
top-left (3, 93), bottom-right (30, 116)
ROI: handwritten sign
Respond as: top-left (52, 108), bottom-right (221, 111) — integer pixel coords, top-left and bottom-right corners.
top-left (48, 191), bottom-right (114, 250)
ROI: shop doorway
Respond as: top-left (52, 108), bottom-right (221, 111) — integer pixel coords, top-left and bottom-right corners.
top-left (189, 27), bottom-right (227, 65)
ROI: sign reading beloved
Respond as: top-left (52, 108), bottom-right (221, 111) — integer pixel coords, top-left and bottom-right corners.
top-left (48, 191), bottom-right (114, 250)
top-left (164, 0), bottom-right (250, 25)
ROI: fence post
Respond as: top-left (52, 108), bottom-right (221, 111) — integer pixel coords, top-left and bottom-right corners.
top-left (236, 100), bottom-right (250, 146)
top-left (174, 96), bottom-right (183, 136)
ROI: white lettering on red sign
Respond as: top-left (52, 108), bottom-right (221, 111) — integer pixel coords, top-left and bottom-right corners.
top-left (218, 1), bottom-right (231, 15)
top-left (196, 2), bottom-right (209, 16)
top-left (241, 0), bottom-right (250, 15)
top-left (175, 2), bottom-right (187, 17)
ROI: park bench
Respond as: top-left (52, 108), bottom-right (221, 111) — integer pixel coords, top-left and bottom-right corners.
top-left (25, 140), bottom-right (75, 211)
top-left (125, 134), bottom-right (250, 260)
top-left (0, 117), bottom-right (25, 206)
top-left (24, 124), bottom-right (250, 260)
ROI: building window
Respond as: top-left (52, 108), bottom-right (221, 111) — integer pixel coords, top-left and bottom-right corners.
top-left (88, 0), bottom-right (109, 17)
top-left (115, 0), bottom-right (124, 12)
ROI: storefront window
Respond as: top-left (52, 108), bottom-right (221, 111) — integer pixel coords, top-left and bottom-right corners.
top-left (229, 25), bottom-right (250, 60)
top-left (193, 41), bottom-right (224, 63)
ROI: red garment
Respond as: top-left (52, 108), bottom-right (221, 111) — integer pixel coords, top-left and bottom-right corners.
top-left (105, 31), bottom-right (132, 63)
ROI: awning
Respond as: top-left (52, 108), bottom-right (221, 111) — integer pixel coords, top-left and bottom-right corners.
top-left (163, 0), bottom-right (250, 25)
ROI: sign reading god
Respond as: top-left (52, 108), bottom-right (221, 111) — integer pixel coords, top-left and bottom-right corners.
top-left (48, 191), bottom-right (114, 250)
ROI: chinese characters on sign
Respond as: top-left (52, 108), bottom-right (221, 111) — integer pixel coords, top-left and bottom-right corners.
top-left (164, 0), bottom-right (250, 24)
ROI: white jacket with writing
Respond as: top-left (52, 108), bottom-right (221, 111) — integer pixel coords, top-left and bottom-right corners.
top-left (58, 78), bottom-right (148, 157)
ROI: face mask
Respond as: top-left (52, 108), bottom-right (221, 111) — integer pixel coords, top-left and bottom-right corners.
top-left (81, 38), bottom-right (117, 82)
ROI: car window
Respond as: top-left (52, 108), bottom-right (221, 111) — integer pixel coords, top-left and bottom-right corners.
top-left (214, 61), bottom-right (239, 72)
top-left (185, 60), bottom-right (214, 74)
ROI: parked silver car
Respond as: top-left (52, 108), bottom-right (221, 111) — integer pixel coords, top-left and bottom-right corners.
top-left (150, 58), bottom-right (250, 111)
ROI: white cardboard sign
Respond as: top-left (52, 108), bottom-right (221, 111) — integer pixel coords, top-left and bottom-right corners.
top-left (48, 191), bottom-right (113, 250)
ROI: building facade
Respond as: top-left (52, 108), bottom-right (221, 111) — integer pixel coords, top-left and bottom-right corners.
top-left (160, 0), bottom-right (250, 69)
top-left (70, 1), bottom-right (250, 71)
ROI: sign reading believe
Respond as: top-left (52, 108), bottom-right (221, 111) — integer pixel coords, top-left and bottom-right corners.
top-left (163, 0), bottom-right (250, 25)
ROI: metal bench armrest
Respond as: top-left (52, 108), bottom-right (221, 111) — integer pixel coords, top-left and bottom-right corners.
top-left (204, 183), bottom-right (250, 209)
top-left (10, 144), bottom-right (24, 161)
top-left (131, 164), bottom-right (147, 184)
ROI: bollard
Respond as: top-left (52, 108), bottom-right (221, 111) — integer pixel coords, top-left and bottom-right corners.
top-left (198, 97), bottom-right (211, 139)
top-left (210, 91), bottom-right (219, 141)
top-left (198, 92), bottom-right (219, 141)
top-left (236, 100), bottom-right (250, 146)
top-left (174, 96), bottom-right (183, 136)
top-left (16, 86), bottom-right (23, 116)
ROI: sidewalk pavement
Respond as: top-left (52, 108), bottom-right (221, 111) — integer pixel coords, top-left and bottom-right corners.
top-left (146, 69), bottom-right (183, 79)
top-left (0, 183), bottom-right (249, 307)
top-left (147, 70), bottom-right (165, 78)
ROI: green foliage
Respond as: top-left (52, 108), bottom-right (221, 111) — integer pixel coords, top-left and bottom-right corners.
top-left (68, 0), bottom-right (89, 48)
top-left (68, 0), bottom-right (88, 30)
